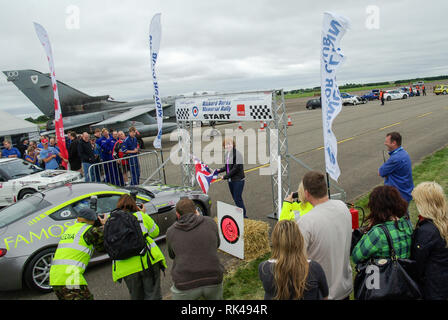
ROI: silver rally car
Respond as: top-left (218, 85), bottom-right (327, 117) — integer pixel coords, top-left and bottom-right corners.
top-left (0, 182), bottom-right (211, 292)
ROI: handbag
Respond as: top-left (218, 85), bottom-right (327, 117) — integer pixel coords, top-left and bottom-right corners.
top-left (354, 225), bottom-right (422, 300)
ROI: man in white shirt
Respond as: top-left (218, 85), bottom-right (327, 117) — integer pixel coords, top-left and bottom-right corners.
top-left (297, 171), bottom-right (353, 300)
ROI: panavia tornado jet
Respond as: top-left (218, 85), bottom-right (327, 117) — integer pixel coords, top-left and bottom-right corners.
top-left (2, 69), bottom-right (178, 139)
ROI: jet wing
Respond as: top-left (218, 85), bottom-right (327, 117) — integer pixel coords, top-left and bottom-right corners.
top-left (93, 105), bottom-right (156, 126)
top-left (40, 120), bottom-right (102, 136)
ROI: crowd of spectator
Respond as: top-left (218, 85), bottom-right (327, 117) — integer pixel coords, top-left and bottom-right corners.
top-left (4, 129), bottom-right (448, 301)
top-left (1, 126), bottom-right (143, 186)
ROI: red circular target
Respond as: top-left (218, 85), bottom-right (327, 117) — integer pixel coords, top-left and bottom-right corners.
top-left (220, 215), bottom-right (240, 244)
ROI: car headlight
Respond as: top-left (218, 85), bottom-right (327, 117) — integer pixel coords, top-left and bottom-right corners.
top-left (46, 181), bottom-right (64, 189)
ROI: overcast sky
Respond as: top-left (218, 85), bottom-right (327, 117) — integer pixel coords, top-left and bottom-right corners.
top-left (1, 0), bottom-right (447, 118)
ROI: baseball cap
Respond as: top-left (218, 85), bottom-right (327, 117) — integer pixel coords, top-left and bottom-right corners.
top-left (77, 208), bottom-right (97, 221)
top-left (41, 138), bottom-right (49, 144)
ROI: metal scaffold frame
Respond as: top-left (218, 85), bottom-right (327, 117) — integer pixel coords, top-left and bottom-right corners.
top-left (174, 89), bottom-right (346, 220)
top-left (266, 90), bottom-right (291, 219)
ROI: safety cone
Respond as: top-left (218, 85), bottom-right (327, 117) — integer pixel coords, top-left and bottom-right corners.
top-left (259, 121), bottom-right (265, 130)
top-left (264, 121), bottom-right (268, 128)
top-left (238, 122), bottom-right (243, 130)
top-left (287, 115), bottom-right (293, 126)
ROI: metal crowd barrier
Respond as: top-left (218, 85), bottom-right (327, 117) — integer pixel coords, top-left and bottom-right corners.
top-left (87, 151), bottom-right (164, 187)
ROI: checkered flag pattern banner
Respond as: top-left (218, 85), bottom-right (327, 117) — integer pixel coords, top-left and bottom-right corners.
top-left (176, 107), bottom-right (191, 121)
top-left (175, 92), bottom-right (273, 122)
top-left (249, 105), bottom-right (273, 120)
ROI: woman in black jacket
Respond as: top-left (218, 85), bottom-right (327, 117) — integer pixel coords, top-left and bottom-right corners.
top-left (411, 181), bottom-right (448, 300)
top-left (217, 138), bottom-right (247, 218)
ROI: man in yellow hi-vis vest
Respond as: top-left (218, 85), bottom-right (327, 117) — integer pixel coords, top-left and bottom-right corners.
top-left (49, 208), bottom-right (106, 300)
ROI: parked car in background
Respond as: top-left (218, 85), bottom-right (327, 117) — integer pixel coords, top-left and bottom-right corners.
top-left (401, 87), bottom-right (416, 97)
top-left (0, 182), bottom-right (211, 292)
top-left (434, 84), bottom-right (448, 95)
top-left (340, 92), bottom-right (360, 105)
top-left (361, 90), bottom-right (379, 101)
top-left (0, 158), bottom-right (82, 207)
top-left (306, 97), bottom-right (321, 110)
top-left (383, 90), bottom-right (408, 101)
top-left (354, 95), bottom-right (368, 104)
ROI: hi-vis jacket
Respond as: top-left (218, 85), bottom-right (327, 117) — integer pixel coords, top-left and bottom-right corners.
top-left (279, 201), bottom-right (314, 221)
top-left (49, 222), bottom-right (94, 286)
top-left (112, 211), bottom-right (167, 282)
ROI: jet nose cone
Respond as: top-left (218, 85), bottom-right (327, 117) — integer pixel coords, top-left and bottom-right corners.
top-left (3, 70), bottom-right (19, 81)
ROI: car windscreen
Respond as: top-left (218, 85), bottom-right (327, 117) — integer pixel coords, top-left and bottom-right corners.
top-left (0, 195), bottom-right (51, 228)
top-left (0, 159), bottom-right (44, 179)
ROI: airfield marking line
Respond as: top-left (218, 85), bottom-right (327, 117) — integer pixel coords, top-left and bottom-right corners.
top-left (212, 109), bottom-right (442, 182)
top-left (417, 112), bottom-right (433, 118)
top-left (378, 122), bottom-right (401, 131)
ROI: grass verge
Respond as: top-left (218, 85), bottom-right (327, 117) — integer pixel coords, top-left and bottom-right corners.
top-left (222, 145), bottom-right (448, 300)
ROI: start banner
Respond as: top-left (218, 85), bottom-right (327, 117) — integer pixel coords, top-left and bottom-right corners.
top-left (175, 92), bottom-right (273, 122)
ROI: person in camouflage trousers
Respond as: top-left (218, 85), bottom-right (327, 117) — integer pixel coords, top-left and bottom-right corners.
top-left (50, 208), bottom-right (107, 300)
top-left (53, 285), bottom-right (94, 300)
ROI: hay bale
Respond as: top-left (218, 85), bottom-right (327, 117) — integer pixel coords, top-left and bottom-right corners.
top-left (214, 217), bottom-right (271, 261)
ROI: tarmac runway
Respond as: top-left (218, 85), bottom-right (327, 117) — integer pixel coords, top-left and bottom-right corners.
top-left (1, 92), bottom-right (447, 300)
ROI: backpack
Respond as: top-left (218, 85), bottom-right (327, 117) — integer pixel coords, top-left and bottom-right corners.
top-left (103, 209), bottom-right (151, 261)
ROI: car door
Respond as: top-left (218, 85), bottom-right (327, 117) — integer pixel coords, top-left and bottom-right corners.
top-left (0, 171), bottom-right (14, 206)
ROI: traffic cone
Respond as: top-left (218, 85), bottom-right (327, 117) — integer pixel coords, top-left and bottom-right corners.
top-left (259, 121), bottom-right (265, 130)
top-left (287, 115), bottom-right (293, 126)
top-left (264, 121), bottom-right (267, 128)
top-left (238, 122), bottom-right (243, 130)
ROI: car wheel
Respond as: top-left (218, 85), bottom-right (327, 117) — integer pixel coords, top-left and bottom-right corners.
top-left (403, 94), bottom-right (408, 99)
top-left (24, 247), bottom-right (56, 293)
top-left (18, 188), bottom-right (36, 200)
top-left (443, 91), bottom-right (447, 95)
top-left (387, 96), bottom-right (392, 101)
top-left (194, 201), bottom-right (207, 216)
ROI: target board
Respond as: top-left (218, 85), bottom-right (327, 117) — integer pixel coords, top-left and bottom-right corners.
top-left (217, 201), bottom-right (244, 260)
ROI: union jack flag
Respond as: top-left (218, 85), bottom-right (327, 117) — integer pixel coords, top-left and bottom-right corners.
top-left (193, 156), bottom-right (219, 194)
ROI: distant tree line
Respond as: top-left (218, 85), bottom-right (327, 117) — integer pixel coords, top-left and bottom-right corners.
top-left (25, 115), bottom-right (51, 123)
top-left (285, 75), bottom-right (448, 95)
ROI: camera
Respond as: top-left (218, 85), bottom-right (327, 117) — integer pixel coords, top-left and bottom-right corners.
top-left (90, 195), bottom-right (98, 211)
top-left (130, 190), bottom-right (138, 201)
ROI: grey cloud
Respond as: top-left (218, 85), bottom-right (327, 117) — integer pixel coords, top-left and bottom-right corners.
top-left (0, 0), bottom-right (447, 117)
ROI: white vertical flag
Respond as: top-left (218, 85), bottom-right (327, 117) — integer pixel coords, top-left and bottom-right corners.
top-left (33, 22), bottom-right (69, 169)
top-left (149, 13), bottom-right (163, 149)
top-left (320, 12), bottom-right (350, 182)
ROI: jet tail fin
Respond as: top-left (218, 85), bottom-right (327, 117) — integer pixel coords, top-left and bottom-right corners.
top-left (3, 69), bottom-right (105, 116)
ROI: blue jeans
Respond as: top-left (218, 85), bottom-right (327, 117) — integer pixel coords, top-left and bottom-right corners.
top-left (83, 162), bottom-right (100, 182)
top-left (82, 162), bottom-right (92, 182)
top-left (228, 180), bottom-right (247, 218)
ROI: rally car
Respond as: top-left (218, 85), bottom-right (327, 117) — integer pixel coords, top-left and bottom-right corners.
top-left (0, 182), bottom-right (211, 292)
top-left (0, 158), bottom-right (83, 207)
top-left (340, 92), bottom-right (361, 105)
top-left (383, 90), bottom-right (408, 101)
